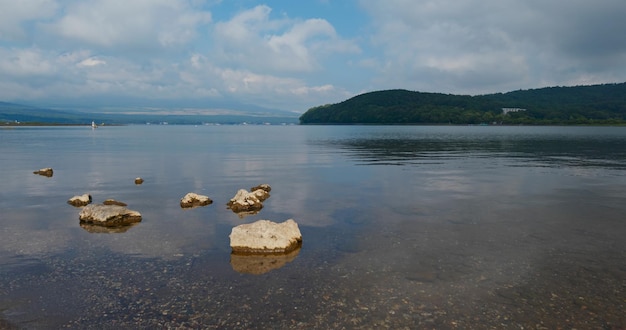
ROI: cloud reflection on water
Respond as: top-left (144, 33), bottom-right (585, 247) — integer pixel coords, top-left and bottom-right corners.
top-left (321, 126), bottom-right (626, 171)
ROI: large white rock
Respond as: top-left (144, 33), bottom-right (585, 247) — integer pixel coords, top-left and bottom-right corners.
top-left (79, 204), bottom-right (142, 227)
top-left (230, 219), bottom-right (302, 254)
top-left (67, 194), bottom-right (92, 207)
top-left (180, 192), bottom-right (213, 208)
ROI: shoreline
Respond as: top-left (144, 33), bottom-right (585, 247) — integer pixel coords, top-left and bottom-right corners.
top-left (1, 122), bottom-right (124, 127)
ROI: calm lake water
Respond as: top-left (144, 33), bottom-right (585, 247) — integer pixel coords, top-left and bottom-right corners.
top-left (1, 125), bottom-right (625, 329)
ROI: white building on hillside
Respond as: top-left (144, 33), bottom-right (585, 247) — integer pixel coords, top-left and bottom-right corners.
top-left (502, 108), bottom-right (526, 115)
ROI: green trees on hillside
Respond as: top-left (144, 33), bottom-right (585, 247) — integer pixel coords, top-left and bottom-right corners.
top-left (299, 83), bottom-right (626, 125)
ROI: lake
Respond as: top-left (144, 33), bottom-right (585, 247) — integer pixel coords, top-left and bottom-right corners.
top-left (1, 125), bottom-right (625, 329)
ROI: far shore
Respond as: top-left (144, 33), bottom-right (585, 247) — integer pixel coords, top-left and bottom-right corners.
top-left (1, 122), bottom-right (123, 127)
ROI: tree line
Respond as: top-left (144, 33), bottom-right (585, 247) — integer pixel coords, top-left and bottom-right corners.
top-left (299, 83), bottom-right (626, 125)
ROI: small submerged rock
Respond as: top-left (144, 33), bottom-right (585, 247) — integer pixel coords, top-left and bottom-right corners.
top-left (230, 219), bottom-right (302, 254)
top-left (33, 167), bottom-right (53, 177)
top-left (79, 204), bottom-right (142, 227)
top-left (103, 199), bottom-right (127, 206)
top-left (67, 194), bottom-right (92, 207)
top-left (251, 184), bottom-right (271, 201)
top-left (251, 188), bottom-right (270, 202)
top-left (180, 192), bottom-right (213, 208)
top-left (251, 183), bottom-right (271, 193)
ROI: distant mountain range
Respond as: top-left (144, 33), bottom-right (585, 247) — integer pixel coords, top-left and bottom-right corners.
top-left (0, 102), bottom-right (300, 125)
top-left (299, 82), bottom-right (626, 125)
top-left (5, 82), bottom-right (626, 126)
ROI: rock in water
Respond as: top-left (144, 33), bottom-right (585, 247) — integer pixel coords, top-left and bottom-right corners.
top-left (134, 177), bottom-right (144, 184)
top-left (103, 199), bottom-right (127, 206)
top-left (250, 184), bottom-right (271, 201)
top-left (33, 168), bottom-right (53, 177)
top-left (79, 204), bottom-right (142, 227)
top-left (251, 188), bottom-right (270, 202)
top-left (250, 183), bottom-right (271, 193)
top-left (227, 189), bottom-right (264, 213)
top-left (67, 194), bottom-right (92, 207)
top-left (180, 192), bottom-right (213, 208)
top-left (230, 219), bottom-right (302, 254)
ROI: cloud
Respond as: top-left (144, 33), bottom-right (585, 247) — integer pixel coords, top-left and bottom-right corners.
top-left (358, 0), bottom-right (626, 93)
top-left (212, 5), bottom-right (359, 73)
top-left (182, 53), bottom-right (349, 110)
top-left (2, 1), bottom-right (624, 113)
top-left (0, 48), bottom-right (56, 77)
top-left (77, 58), bottom-right (106, 67)
top-left (0, 2), bottom-right (356, 111)
top-left (0, 0), bottom-right (58, 41)
top-left (47, 0), bottom-right (212, 50)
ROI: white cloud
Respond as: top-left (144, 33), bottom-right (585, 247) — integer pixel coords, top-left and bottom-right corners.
top-left (0, 48), bottom-right (56, 77)
top-left (77, 57), bottom-right (106, 67)
top-left (212, 5), bottom-right (359, 73)
top-left (0, 0), bottom-right (58, 41)
top-left (48, 0), bottom-right (211, 49)
top-left (182, 53), bottom-right (349, 110)
top-left (358, 0), bottom-right (626, 94)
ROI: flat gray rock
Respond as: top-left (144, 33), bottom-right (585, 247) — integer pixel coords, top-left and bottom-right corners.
top-left (79, 204), bottom-right (142, 227)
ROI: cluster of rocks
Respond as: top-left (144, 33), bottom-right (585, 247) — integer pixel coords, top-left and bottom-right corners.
top-left (180, 184), bottom-right (270, 212)
top-left (63, 177), bottom-right (145, 229)
top-left (226, 184), bottom-right (271, 214)
top-left (66, 193), bottom-right (142, 228)
top-left (180, 184), bottom-right (302, 262)
top-left (35, 167), bottom-right (302, 262)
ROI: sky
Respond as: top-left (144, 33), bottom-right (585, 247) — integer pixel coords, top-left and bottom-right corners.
top-left (1, 0), bottom-right (626, 114)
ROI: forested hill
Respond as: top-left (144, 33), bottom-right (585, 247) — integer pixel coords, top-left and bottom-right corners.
top-left (299, 83), bottom-right (626, 125)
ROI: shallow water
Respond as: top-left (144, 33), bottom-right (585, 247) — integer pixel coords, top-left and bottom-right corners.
top-left (1, 125), bottom-right (625, 329)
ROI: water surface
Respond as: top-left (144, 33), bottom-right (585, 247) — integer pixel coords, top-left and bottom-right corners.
top-left (1, 125), bottom-right (625, 329)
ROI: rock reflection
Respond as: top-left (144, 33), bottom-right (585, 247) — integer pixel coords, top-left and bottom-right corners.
top-left (230, 246), bottom-right (301, 275)
top-left (232, 210), bottom-right (260, 218)
top-left (79, 222), bottom-right (138, 234)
